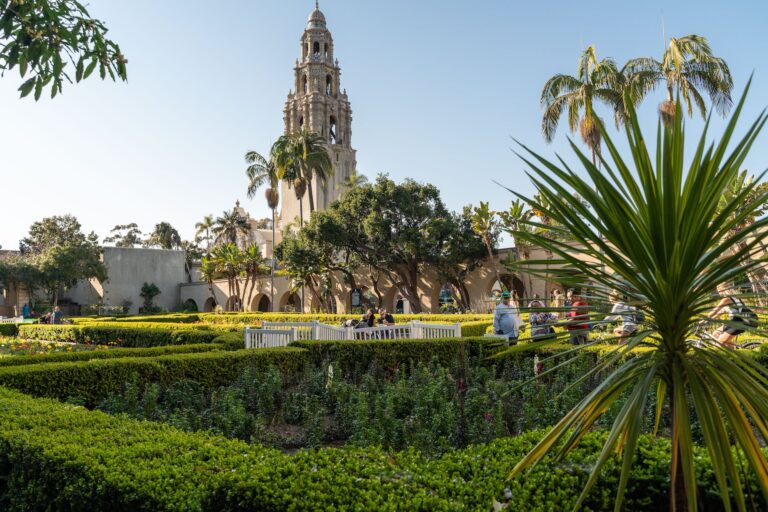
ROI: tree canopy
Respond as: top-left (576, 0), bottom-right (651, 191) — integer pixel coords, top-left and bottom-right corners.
top-left (1, 0), bottom-right (127, 99)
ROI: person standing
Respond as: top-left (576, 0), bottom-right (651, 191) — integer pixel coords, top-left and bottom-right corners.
top-left (565, 289), bottom-right (590, 345)
top-left (22, 303), bottom-right (30, 319)
top-left (52, 306), bottom-right (64, 325)
top-left (528, 300), bottom-right (557, 340)
top-left (493, 291), bottom-right (521, 342)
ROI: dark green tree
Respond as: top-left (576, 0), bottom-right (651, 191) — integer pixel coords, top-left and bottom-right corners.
top-left (103, 223), bottom-right (143, 248)
top-left (139, 282), bottom-right (161, 311)
top-left (19, 214), bottom-right (96, 254)
top-left (143, 222), bottom-right (182, 250)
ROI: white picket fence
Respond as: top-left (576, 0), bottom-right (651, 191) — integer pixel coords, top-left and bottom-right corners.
top-left (244, 320), bottom-right (462, 349)
top-left (0, 316), bottom-right (23, 324)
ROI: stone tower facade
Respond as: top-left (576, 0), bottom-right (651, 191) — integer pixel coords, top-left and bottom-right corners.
top-left (279, 3), bottom-right (357, 227)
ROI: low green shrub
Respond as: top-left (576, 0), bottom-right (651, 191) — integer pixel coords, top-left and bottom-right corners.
top-left (0, 343), bottom-right (224, 368)
top-left (0, 386), bottom-right (757, 511)
top-left (17, 324), bottom-right (233, 347)
top-left (0, 324), bottom-right (17, 337)
top-left (291, 337), bottom-right (504, 380)
top-left (460, 319), bottom-right (493, 337)
top-left (0, 348), bottom-right (308, 405)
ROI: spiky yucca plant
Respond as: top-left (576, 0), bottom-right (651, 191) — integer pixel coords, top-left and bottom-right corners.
top-left (503, 82), bottom-right (768, 511)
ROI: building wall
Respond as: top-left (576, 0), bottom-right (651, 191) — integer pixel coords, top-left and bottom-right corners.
top-left (61, 247), bottom-right (187, 314)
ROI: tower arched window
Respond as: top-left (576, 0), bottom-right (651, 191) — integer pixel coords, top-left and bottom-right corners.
top-left (329, 116), bottom-right (337, 145)
top-left (325, 75), bottom-right (332, 96)
top-left (324, 43), bottom-right (328, 57)
top-left (298, 116), bottom-right (304, 129)
top-left (302, 75), bottom-right (308, 94)
top-left (313, 41), bottom-right (320, 55)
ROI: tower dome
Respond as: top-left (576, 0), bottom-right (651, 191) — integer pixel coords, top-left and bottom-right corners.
top-left (307, 3), bottom-right (326, 29)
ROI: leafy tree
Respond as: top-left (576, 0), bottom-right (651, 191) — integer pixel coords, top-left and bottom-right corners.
top-left (274, 232), bottom-right (325, 311)
top-left (19, 214), bottom-right (96, 254)
top-left (212, 209), bottom-right (249, 246)
top-left (434, 208), bottom-right (491, 311)
top-left (540, 45), bottom-right (620, 164)
top-left (34, 241), bottom-right (105, 306)
top-left (505, 86), bottom-right (768, 511)
top-left (194, 215), bottom-right (215, 251)
top-left (324, 175), bottom-right (453, 313)
top-left (143, 222), bottom-right (181, 250)
top-left (339, 170), bottom-right (368, 194)
top-left (623, 35), bottom-right (732, 125)
top-left (498, 199), bottom-right (535, 297)
top-left (139, 282), bottom-right (160, 311)
top-left (103, 223), bottom-right (143, 248)
top-left (1, 0), bottom-right (127, 100)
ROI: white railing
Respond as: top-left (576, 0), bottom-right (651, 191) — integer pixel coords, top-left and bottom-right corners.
top-left (0, 316), bottom-right (23, 324)
top-left (244, 328), bottom-right (295, 349)
top-left (244, 320), bottom-right (462, 348)
top-left (261, 320), bottom-right (349, 341)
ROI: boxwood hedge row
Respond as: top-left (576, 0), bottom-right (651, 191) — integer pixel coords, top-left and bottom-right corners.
top-left (0, 343), bottom-right (225, 368)
top-left (0, 324), bottom-right (18, 337)
top-left (0, 386), bottom-right (760, 511)
top-left (0, 348), bottom-right (308, 405)
top-left (17, 324), bottom-right (234, 347)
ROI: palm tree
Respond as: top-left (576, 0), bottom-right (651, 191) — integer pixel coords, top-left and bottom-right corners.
top-left (143, 222), bottom-right (181, 250)
top-left (210, 243), bottom-right (244, 311)
top-left (541, 45), bottom-right (621, 165)
top-left (291, 129), bottom-right (333, 214)
top-left (498, 200), bottom-right (535, 298)
top-left (623, 35), bottom-right (732, 125)
top-left (338, 170), bottom-right (368, 195)
top-left (504, 86), bottom-right (768, 511)
top-left (199, 255), bottom-right (218, 301)
top-left (241, 244), bottom-right (268, 311)
top-left (271, 131), bottom-right (332, 227)
top-left (245, 149), bottom-right (281, 312)
top-left (194, 215), bottom-right (215, 251)
top-left (470, 202), bottom-right (502, 292)
top-left (212, 209), bottom-right (249, 246)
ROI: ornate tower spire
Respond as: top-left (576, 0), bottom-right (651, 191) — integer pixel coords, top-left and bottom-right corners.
top-left (280, 4), bottom-right (357, 225)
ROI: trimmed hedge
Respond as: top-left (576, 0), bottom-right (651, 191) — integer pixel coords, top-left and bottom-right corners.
top-left (0, 348), bottom-right (308, 405)
top-left (0, 343), bottom-right (224, 368)
top-left (71, 312), bottom-right (494, 326)
top-left (0, 324), bottom-right (17, 337)
top-left (0, 386), bottom-right (760, 511)
top-left (17, 324), bottom-right (233, 347)
top-left (291, 337), bottom-right (505, 379)
top-left (460, 319), bottom-right (493, 337)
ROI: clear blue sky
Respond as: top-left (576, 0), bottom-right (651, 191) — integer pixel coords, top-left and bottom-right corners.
top-left (1, 0), bottom-right (767, 250)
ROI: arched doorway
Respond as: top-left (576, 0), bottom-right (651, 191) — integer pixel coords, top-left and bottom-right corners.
top-left (250, 294), bottom-right (271, 312)
top-left (487, 274), bottom-right (526, 307)
top-left (183, 299), bottom-right (199, 312)
top-left (203, 297), bottom-right (217, 312)
top-left (225, 296), bottom-right (242, 312)
top-left (279, 291), bottom-right (301, 312)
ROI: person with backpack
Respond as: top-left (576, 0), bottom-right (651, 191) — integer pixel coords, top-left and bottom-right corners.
top-left (604, 291), bottom-right (640, 344)
top-left (706, 283), bottom-right (758, 347)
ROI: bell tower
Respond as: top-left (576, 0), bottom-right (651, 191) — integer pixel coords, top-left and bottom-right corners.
top-left (280, 2), bottom-right (357, 227)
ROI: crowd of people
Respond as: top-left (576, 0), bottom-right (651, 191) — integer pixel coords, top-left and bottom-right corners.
top-left (492, 284), bottom-right (756, 348)
top-left (21, 304), bottom-right (65, 324)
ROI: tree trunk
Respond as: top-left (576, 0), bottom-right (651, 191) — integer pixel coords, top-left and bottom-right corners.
top-left (271, 208), bottom-right (276, 312)
top-left (485, 240), bottom-right (502, 290)
top-left (307, 177), bottom-right (315, 213)
top-left (670, 382), bottom-right (689, 512)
